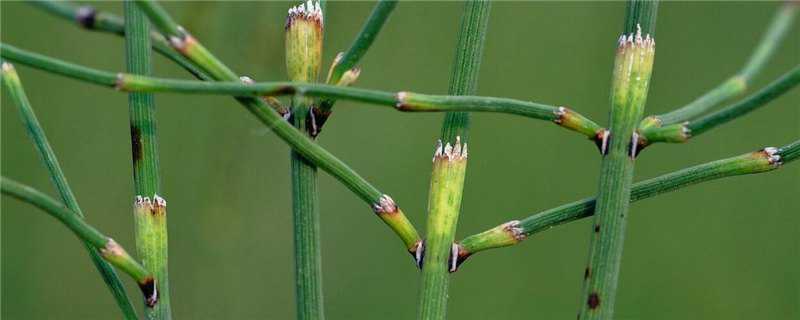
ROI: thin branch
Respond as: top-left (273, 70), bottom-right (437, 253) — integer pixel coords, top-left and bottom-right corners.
top-left (643, 3), bottom-right (797, 127)
top-left (0, 177), bottom-right (158, 307)
top-left (456, 139), bottom-right (795, 264)
top-left (29, 0), bottom-right (211, 81)
top-left (0, 43), bottom-right (602, 140)
top-left (0, 62), bottom-right (138, 319)
top-left (123, 2), bottom-right (171, 317)
top-left (314, 0), bottom-right (397, 134)
top-left (641, 65), bottom-right (799, 144)
top-left (418, 2), bottom-right (491, 320)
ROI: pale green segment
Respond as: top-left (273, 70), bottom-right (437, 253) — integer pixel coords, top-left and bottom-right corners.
top-left (418, 157), bottom-right (467, 320)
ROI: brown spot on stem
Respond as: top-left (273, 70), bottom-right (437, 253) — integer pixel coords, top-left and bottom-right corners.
top-left (75, 6), bottom-right (97, 29)
top-left (584, 267), bottom-right (591, 279)
top-left (138, 277), bottom-right (158, 308)
top-left (588, 292), bottom-right (600, 309)
top-left (594, 224), bottom-right (600, 233)
top-left (395, 92), bottom-right (410, 110)
top-left (272, 86), bottom-right (297, 96)
top-left (130, 126), bottom-right (143, 164)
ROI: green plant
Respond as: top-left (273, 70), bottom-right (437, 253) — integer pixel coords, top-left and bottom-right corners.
top-left (2, 1), bottom-right (798, 319)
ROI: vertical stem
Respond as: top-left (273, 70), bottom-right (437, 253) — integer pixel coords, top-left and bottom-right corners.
top-left (418, 2), bottom-right (490, 319)
top-left (291, 97), bottom-right (324, 320)
top-left (1, 62), bottom-right (138, 320)
top-left (124, 1), bottom-right (170, 318)
top-left (286, 3), bottom-right (324, 319)
top-left (578, 1), bottom-right (657, 320)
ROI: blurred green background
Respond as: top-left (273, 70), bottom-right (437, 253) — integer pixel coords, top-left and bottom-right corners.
top-left (2, 1), bottom-right (798, 319)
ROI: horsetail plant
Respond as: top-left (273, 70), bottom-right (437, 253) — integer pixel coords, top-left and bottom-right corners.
top-left (124, 2), bottom-right (171, 318)
top-left (3, 1), bottom-right (800, 319)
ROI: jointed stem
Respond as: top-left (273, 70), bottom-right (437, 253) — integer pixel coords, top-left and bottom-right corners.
top-left (124, 2), bottom-right (171, 317)
top-left (1, 62), bottom-right (138, 319)
top-left (579, 2), bottom-right (657, 319)
top-left (645, 2), bottom-right (797, 127)
top-left (418, 2), bottom-right (490, 320)
top-left (0, 177), bottom-right (157, 306)
top-left (457, 139), bottom-right (794, 264)
top-left (0, 43), bottom-right (602, 140)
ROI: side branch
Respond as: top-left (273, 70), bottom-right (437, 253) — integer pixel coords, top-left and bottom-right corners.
top-left (0, 43), bottom-right (602, 141)
top-left (1, 177), bottom-right (157, 307)
top-left (456, 139), bottom-right (795, 267)
top-left (640, 65), bottom-right (800, 145)
top-left (642, 3), bottom-right (797, 127)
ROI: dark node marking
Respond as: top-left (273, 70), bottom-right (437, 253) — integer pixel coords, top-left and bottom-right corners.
top-left (593, 130), bottom-right (610, 155)
top-left (273, 86), bottom-right (297, 96)
top-left (410, 240), bottom-right (425, 270)
top-left (76, 6), bottom-right (97, 29)
top-left (310, 106), bottom-right (333, 138)
top-left (138, 277), bottom-right (158, 308)
top-left (130, 126), bottom-right (143, 164)
top-left (584, 267), bottom-right (590, 279)
top-left (594, 224), bottom-right (600, 233)
top-left (448, 244), bottom-right (471, 273)
top-left (588, 292), bottom-right (600, 309)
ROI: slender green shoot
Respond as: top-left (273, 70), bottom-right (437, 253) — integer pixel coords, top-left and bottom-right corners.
top-left (643, 2), bottom-right (797, 127)
top-left (418, 2), bottom-right (490, 320)
top-left (642, 65), bottom-right (800, 144)
top-left (0, 43), bottom-right (601, 140)
top-left (456, 140), bottom-right (794, 264)
top-left (1, 62), bottom-right (138, 319)
top-left (124, 2), bottom-right (170, 318)
top-left (314, 0), bottom-right (397, 134)
top-left (131, 0), bottom-right (422, 256)
top-left (579, 2), bottom-right (657, 319)
top-left (1, 177), bottom-right (157, 307)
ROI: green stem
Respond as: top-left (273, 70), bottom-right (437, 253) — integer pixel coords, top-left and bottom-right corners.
top-left (646, 3), bottom-right (797, 126)
top-left (457, 140), bottom-right (794, 261)
top-left (579, 2), bottom-right (657, 319)
top-left (0, 43), bottom-right (601, 140)
top-left (29, 0), bottom-right (211, 81)
top-left (642, 65), bottom-right (800, 144)
top-left (291, 96), bottom-right (324, 320)
top-left (124, 2), bottom-right (170, 318)
top-left (0, 177), bottom-right (157, 305)
top-left (132, 0), bottom-right (421, 255)
top-left (418, 2), bottom-right (490, 320)
top-left (0, 62), bottom-right (138, 320)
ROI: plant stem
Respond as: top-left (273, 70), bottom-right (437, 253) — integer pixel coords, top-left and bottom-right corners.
top-left (29, 0), bottom-right (211, 81)
top-left (641, 65), bottom-right (800, 144)
top-left (0, 177), bottom-right (157, 306)
top-left (418, 2), bottom-right (490, 320)
top-left (0, 43), bottom-right (602, 140)
top-left (131, 0), bottom-right (422, 256)
top-left (285, 3), bottom-right (325, 318)
top-left (1, 62), bottom-right (138, 320)
top-left (291, 96), bottom-right (324, 320)
top-left (644, 2), bottom-right (797, 127)
top-left (456, 140), bottom-right (794, 264)
top-left (579, 2), bottom-right (657, 319)
top-left (124, 2), bottom-right (170, 318)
